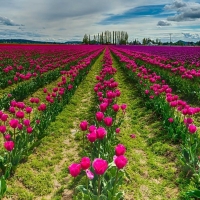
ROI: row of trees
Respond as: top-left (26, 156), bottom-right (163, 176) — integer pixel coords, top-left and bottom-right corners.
top-left (82, 31), bottom-right (128, 45)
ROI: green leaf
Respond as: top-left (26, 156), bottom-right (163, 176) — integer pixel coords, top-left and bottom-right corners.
top-left (0, 176), bottom-right (7, 197)
top-left (186, 190), bottom-right (200, 198)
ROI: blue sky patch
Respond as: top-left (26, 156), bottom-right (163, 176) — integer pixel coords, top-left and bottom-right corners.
top-left (98, 4), bottom-right (168, 25)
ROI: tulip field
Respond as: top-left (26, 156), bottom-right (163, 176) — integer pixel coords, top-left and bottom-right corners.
top-left (0, 44), bottom-right (200, 200)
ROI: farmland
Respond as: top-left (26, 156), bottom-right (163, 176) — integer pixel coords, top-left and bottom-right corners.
top-left (0, 44), bottom-right (200, 200)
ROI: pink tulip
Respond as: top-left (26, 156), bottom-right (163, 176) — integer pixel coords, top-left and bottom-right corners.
top-left (23, 119), bottom-right (30, 127)
top-left (96, 112), bottom-right (104, 122)
top-left (9, 119), bottom-right (19, 129)
top-left (115, 144), bottom-right (126, 156)
top-left (104, 117), bottom-right (113, 127)
top-left (186, 118), bottom-right (193, 124)
top-left (89, 125), bottom-right (96, 133)
top-left (188, 124), bottom-right (197, 134)
top-left (92, 158), bottom-right (108, 175)
top-left (17, 102), bottom-right (25, 109)
top-left (68, 163), bottom-right (81, 177)
top-left (1, 114), bottom-right (8, 121)
top-left (16, 111), bottom-right (24, 119)
top-left (121, 104), bottom-right (127, 111)
top-left (80, 120), bottom-right (88, 131)
top-left (80, 157), bottom-right (91, 170)
top-left (100, 103), bottom-right (108, 112)
top-left (9, 106), bottom-right (15, 114)
top-left (4, 134), bottom-right (11, 141)
top-left (25, 107), bottom-right (32, 114)
top-left (115, 128), bottom-right (120, 134)
top-left (112, 104), bottom-right (120, 112)
top-left (0, 125), bottom-right (6, 134)
top-left (38, 103), bottom-right (46, 111)
top-left (27, 126), bottom-right (33, 134)
top-left (114, 155), bottom-right (128, 169)
top-left (130, 134), bottom-right (136, 138)
top-left (34, 98), bottom-right (40, 104)
top-left (4, 141), bottom-right (14, 151)
top-left (87, 132), bottom-right (97, 143)
top-left (30, 97), bottom-right (35, 103)
top-left (86, 169), bottom-right (94, 180)
top-left (17, 123), bottom-right (23, 130)
top-left (168, 118), bottom-right (174, 123)
top-left (96, 127), bottom-right (107, 139)
top-left (43, 88), bottom-right (47, 93)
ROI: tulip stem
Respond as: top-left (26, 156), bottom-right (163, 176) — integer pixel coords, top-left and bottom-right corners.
top-left (112, 169), bottom-right (119, 199)
top-left (98, 175), bottom-right (101, 199)
top-left (98, 140), bottom-right (100, 158)
top-left (86, 173), bottom-right (89, 190)
top-left (13, 128), bottom-right (16, 141)
top-left (83, 133), bottom-right (84, 148)
top-left (73, 177), bottom-right (76, 194)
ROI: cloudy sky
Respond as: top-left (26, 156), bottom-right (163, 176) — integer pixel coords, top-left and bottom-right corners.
top-left (0, 0), bottom-right (200, 43)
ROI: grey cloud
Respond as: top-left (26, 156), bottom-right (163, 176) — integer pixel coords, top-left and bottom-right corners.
top-left (165, 0), bottom-right (187, 10)
top-left (0, 29), bottom-right (46, 38)
top-left (164, 0), bottom-right (200, 21)
top-left (157, 20), bottom-right (171, 26)
top-left (167, 8), bottom-right (200, 21)
top-left (182, 33), bottom-right (200, 39)
top-left (30, 0), bottom-right (125, 21)
top-left (0, 16), bottom-right (23, 26)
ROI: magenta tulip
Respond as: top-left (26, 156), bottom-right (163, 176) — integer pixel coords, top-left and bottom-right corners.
top-left (1, 114), bottom-right (8, 121)
top-left (112, 104), bottom-right (120, 112)
top-left (17, 123), bottom-right (23, 130)
top-left (4, 141), bottom-right (14, 151)
top-left (25, 107), bottom-right (32, 114)
top-left (96, 127), bottom-right (107, 139)
top-left (4, 134), bottom-right (11, 141)
top-left (16, 111), bottom-right (24, 119)
top-left (115, 144), bottom-right (126, 156)
top-left (100, 103), bottom-right (108, 112)
top-left (121, 104), bottom-right (127, 110)
top-left (80, 157), bottom-right (91, 170)
top-left (27, 126), bottom-right (33, 134)
top-left (68, 163), bottom-right (81, 177)
top-left (89, 125), bottom-right (96, 133)
top-left (92, 158), bottom-right (108, 175)
top-left (23, 119), bottom-right (30, 127)
top-left (114, 155), bottom-right (128, 169)
top-left (104, 117), bottom-right (113, 127)
top-left (96, 112), bottom-right (104, 122)
top-left (0, 125), bottom-right (6, 134)
top-left (87, 132), bottom-right (97, 142)
top-left (9, 119), bottom-right (19, 129)
top-left (188, 124), bottom-right (197, 134)
top-left (115, 128), bottom-right (120, 134)
top-left (80, 120), bottom-right (88, 131)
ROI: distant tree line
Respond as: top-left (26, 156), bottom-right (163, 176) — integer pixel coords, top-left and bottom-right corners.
top-left (82, 31), bottom-right (128, 45)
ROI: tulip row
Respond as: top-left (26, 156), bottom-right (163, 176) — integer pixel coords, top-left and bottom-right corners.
top-left (113, 47), bottom-right (200, 102)
top-left (111, 48), bottom-right (200, 198)
top-left (0, 45), bottom-right (97, 89)
top-left (119, 45), bottom-right (200, 67)
top-left (68, 48), bottom-right (129, 200)
top-left (0, 48), bottom-right (104, 198)
top-left (0, 47), bottom-right (102, 110)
